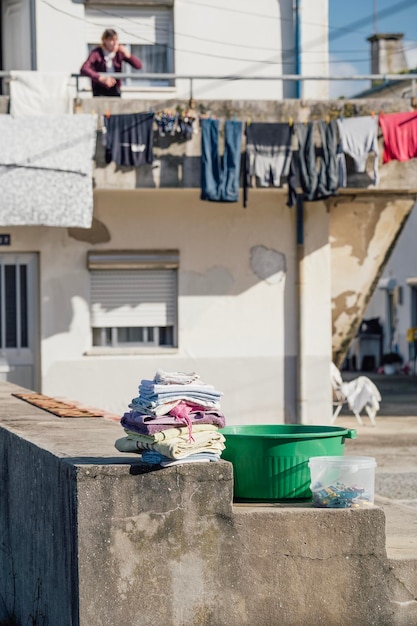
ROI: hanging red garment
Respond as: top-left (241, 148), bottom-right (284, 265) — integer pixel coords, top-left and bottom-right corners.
top-left (379, 111), bottom-right (417, 163)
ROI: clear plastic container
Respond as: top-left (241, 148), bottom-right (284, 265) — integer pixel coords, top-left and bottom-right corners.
top-left (308, 456), bottom-right (377, 508)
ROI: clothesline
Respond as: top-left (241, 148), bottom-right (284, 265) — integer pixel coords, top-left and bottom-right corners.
top-left (99, 110), bottom-right (417, 208)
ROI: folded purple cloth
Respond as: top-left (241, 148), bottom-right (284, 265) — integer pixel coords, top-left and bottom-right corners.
top-left (121, 409), bottom-right (226, 435)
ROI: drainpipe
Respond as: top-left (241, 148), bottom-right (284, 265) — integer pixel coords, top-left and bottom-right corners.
top-left (29, 0), bottom-right (37, 70)
top-left (294, 0), bottom-right (301, 99)
top-left (296, 195), bottom-right (305, 423)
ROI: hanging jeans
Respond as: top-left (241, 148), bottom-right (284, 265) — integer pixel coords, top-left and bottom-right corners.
top-left (200, 119), bottom-right (242, 202)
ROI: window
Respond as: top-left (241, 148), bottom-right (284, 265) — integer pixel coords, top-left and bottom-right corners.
top-left (85, 6), bottom-right (174, 87)
top-left (88, 250), bottom-right (178, 350)
top-left (0, 261), bottom-right (28, 349)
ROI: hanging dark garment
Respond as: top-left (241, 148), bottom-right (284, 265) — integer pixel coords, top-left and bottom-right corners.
top-left (287, 120), bottom-right (339, 207)
top-left (104, 112), bottom-right (154, 166)
top-left (200, 118), bottom-right (242, 202)
top-left (317, 120), bottom-right (339, 198)
top-left (243, 122), bottom-right (293, 208)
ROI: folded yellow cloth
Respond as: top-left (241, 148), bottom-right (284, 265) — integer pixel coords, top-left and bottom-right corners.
top-left (115, 430), bottom-right (225, 460)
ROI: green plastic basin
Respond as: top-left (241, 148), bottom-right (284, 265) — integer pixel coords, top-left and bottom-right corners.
top-left (220, 424), bottom-right (357, 501)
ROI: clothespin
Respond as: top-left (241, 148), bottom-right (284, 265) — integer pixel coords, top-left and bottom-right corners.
top-left (289, 116), bottom-right (293, 127)
top-left (105, 109), bottom-right (110, 119)
top-left (246, 116), bottom-right (251, 126)
top-left (325, 114), bottom-right (331, 124)
top-left (371, 111), bottom-right (375, 118)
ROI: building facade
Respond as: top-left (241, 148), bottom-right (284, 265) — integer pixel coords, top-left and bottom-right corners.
top-left (0, 1), bottom-right (416, 423)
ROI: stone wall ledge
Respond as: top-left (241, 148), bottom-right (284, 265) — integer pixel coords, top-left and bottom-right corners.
top-left (0, 381), bottom-right (416, 625)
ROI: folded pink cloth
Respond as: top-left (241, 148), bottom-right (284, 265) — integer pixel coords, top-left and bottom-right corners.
top-left (120, 406), bottom-right (226, 435)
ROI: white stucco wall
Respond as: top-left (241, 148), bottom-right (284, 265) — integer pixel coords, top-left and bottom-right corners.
top-left (299, 0), bottom-right (329, 99)
top-left (0, 189), bottom-right (333, 424)
top-left (173, 0), bottom-right (293, 100)
top-left (11, 0), bottom-right (329, 100)
top-left (34, 0), bottom-right (86, 74)
top-left (299, 202), bottom-right (332, 423)
top-left (1, 191), bottom-right (293, 422)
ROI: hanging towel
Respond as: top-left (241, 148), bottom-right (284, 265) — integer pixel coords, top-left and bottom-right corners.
top-left (379, 111), bottom-right (417, 163)
top-left (104, 112), bottom-right (154, 166)
top-left (0, 114), bottom-right (97, 228)
top-left (244, 122), bottom-right (293, 207)
top-left (337, 116), bottom-right (379, 184)
top-left (200, 118), bottom-right (242, 202)
top-left (9, 71), bottom-right (73, 117)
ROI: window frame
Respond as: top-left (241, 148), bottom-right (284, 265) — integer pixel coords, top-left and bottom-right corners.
top-left (87, 250), bottom-right (179, 355)
top-left (84, 4), bottom-right (175, 90)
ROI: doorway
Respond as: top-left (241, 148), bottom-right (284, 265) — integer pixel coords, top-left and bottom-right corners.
top-left (0, 252), bottom-right (39, 391)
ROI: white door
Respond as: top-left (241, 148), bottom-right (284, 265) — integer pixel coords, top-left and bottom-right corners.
top-left (0, 253), bottom-right (39, 391)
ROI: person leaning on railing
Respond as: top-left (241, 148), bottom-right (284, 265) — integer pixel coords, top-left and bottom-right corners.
top-left (80, 28), bottom-right (142, 97)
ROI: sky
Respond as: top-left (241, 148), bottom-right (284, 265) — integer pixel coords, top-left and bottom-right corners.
top-left (328, 0), bottom-right (417, 97)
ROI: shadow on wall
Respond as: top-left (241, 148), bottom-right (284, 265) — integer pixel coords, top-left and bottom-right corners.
top-left (180, 245), bottom-right (286, 296)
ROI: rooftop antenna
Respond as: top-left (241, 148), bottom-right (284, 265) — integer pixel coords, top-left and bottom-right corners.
top-left (373, 0), bottom-right (378, 34)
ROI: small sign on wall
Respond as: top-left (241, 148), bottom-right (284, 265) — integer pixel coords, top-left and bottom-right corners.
top-left (0, 235), bottom-right (11, 246)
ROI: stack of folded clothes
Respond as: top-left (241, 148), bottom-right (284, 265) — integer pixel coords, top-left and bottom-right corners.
top-left (115, 369), bottom-right (226, 467)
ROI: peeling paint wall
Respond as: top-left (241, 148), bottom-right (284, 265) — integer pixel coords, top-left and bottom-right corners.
top-left (329, 193), bottom-right (416, 366)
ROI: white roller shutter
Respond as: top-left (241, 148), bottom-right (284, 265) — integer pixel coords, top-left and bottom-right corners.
top-left (90, 268), bottom-right (177, 327)
top-left (85, 7), bottom-right (172, 46)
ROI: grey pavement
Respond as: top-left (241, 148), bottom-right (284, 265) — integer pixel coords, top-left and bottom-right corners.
top-left (333, 372), bottom-right (417, 559)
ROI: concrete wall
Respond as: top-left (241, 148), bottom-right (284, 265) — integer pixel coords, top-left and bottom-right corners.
top-left (330, 192), bottom-right (417, 366)
top-left (1, 382), bottom-right (415, 626)
top-left (8, 189), bottom-right (299, 423)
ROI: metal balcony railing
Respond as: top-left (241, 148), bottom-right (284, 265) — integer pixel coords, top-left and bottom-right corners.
top-left (1, 71), bottom-right (416, 100)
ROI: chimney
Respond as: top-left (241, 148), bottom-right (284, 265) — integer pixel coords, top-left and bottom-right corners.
top-left (367, 33), bottom-right (408, 77)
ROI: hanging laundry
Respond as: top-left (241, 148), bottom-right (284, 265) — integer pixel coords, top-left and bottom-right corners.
top-left (9, 71), bottom-right (72, 117)
top-left (243, 122), bottom-right (293, 207)
top-left (337, 115), bottom-right (379, 185)
top-left (104, 112), bottom-right (154, 166)
top-left (201, 118), bottom-right (243, 202)
top-left (378, 111), bottom-right (417, 163)
top-left (0, 114), bottom-right (96, 228)
top-left (287, 120), bottom-right (340, 207)
top-left (156, 112), bottom-right (178, 136)
top-left (155, 111), bottom-right (196, 141)
top-left (288, 123), bottom-right (317, 206)
top-left (176, 116), bottom-right (195, 141)
top-left (317, 120), bottom-right (339, 197)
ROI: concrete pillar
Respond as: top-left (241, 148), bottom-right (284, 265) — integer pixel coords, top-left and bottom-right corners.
top-left (298, 200), bottom-right (332, 424)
